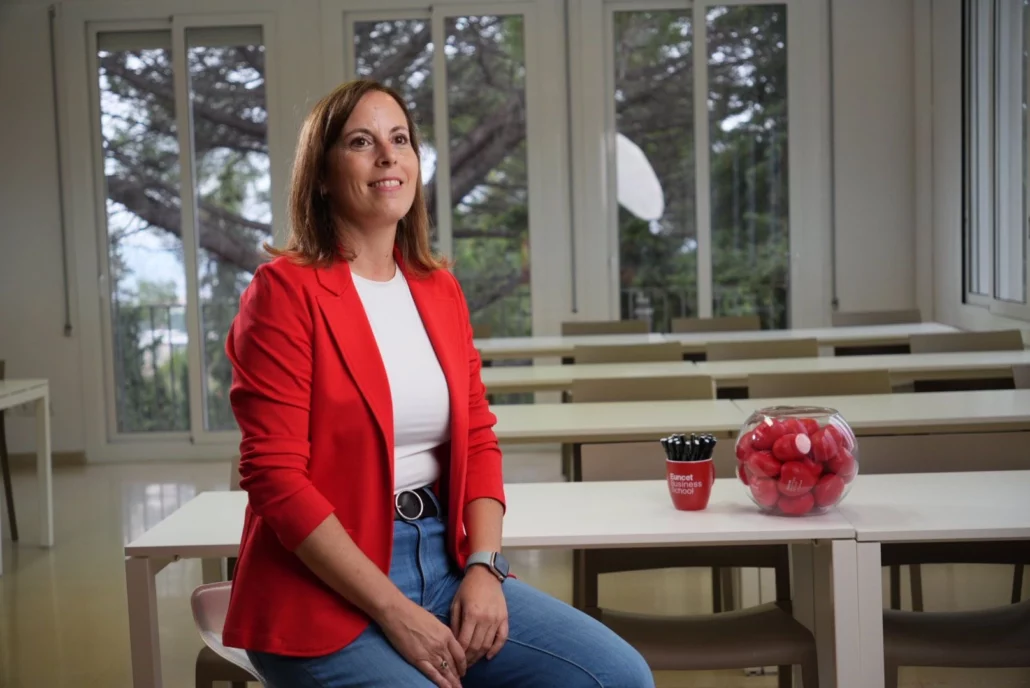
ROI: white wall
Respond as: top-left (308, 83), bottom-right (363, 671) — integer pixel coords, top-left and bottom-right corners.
top-left (0, 4), bottom-right (86, 455)
top-left (831, 0), bottom-right (918, 314)
top-left (0, 0), bottom-right (927, 457)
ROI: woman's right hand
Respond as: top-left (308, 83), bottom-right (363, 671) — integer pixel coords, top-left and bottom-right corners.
top-left (380, 598), bottom-right (468, 688)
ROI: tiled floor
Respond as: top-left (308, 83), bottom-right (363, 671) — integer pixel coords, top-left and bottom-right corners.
top-left (0, 449), bottom-right (1027, 687)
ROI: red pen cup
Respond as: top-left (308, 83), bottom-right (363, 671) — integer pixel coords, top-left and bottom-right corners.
top-left (666, 457), bottom-right (715, 511)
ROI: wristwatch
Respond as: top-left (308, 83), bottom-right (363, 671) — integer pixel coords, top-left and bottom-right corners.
top-left (465, 551), bottom-right (510, 582)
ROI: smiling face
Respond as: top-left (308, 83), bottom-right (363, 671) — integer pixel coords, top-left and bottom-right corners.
top-left (326, 90), bottom-right (420, 233)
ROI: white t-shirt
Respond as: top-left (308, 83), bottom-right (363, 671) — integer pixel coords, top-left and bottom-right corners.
top-left (351, 269), bottom-right (451, 493)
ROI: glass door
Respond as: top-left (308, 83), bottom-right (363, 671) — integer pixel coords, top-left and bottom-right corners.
top-left (90, 15), bottom-right (278, 441)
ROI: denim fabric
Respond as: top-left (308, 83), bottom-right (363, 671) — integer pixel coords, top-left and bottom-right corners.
top-left (248, 505), bottom-right (654, 687)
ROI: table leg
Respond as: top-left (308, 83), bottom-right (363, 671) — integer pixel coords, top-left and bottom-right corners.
top-left (36, 391), bottom-right (53, 547)
top-left (126, 556), bottom-right (164, 688)
top-left (201, 558), bottom-right (224, 584)
top-left (789, 540), bottom-right (861, 688)
top-left (856, 542), bottom-right (886, 688)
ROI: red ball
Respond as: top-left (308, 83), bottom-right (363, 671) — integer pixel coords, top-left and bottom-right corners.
top-left (810, 427), bottom-right (839, 463)
top-left (782, 418), bottom-right (806, 435)
top-left (751, 478), bottom-right (780, 507)
top-left (748, 450), bottom-right (782, 479)
top-left (813, 474), bottom-right (846, 507)
top-left (778, 492), bottom-right (816, 516)
top-left (777, 460), bottom-right (820, 497)
top-left (751, 419), bottom-right (788, 450)
top-left (737, 462), bottom-right (751, 486)
top-left (735, 432), bottom-right (754, 461)
top-left (800, 417), bottom-right (820, 435)
top-left (772, 433), bottom-right (812, 462)
top-left (826, 420), bottom-right (856, 452)
top-left (827, 449), bottom-right (857, 482)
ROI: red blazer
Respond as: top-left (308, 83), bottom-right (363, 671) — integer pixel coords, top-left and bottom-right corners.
top-left (221, 254), bottom-right (505, 657)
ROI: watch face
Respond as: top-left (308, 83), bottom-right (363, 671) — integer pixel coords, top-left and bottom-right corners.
top-left (493, 553), bottom-right (510, 579)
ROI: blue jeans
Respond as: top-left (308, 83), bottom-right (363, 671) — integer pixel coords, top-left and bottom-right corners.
top-left (248, 510), bottom-right (654, 687)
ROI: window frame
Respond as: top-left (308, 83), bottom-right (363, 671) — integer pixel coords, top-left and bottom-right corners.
top-left (59, 0), bottom-right (289, 461)
top-left (569, 0), bottom-right (833, 329)
top-left (962, 0), bottom-right (1030, 321)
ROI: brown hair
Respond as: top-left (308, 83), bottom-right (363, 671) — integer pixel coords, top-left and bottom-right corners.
top-left (267, 79), bottom-right (446, 276)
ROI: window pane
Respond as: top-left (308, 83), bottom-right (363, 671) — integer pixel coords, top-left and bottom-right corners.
top-left (185, 27), bottom-right (271, 431)
top-left (97, 32), bottom-right (190, 434)
top-left (613, 10), bottom-right (695, 332)
top-left (708, 5), bottom-right (789, 329)
top-left (446, 15), bottom-right (530, 337)
top-left (353, 19), bottom-right (437, 234)
top-left (996, 0), bottom-right (1028, 303)
top-left (967, 0), bottom-right (994, 296)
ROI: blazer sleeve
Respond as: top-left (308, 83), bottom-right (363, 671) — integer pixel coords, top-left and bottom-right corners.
top-left (451, 274), bottom-right (506, 511)
top-left (226, 264), bottom-right (336, 551)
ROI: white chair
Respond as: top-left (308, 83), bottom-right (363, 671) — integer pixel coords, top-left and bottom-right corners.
top-left (191, 581), bottom-right (264, 687)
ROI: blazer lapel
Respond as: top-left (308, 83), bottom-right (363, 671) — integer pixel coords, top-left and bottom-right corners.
top-left (315, 261), bottom-right (394, 466)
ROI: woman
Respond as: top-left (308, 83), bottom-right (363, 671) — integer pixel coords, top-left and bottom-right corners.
top-left (222, 79), bottom-right (655, 688)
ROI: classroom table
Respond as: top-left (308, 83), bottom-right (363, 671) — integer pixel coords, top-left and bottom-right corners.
top-left (474, 322), bottom-right (957, 362)
top-left (837, 471), bottom-right (1030, 688)
top-left (478, 350), bottom-right (1030, 395)
top-left (491, 390), bottom-right (1030, 445)
top-left (0, 379), bottom-right (52, 576)
top-left (123, 480), bottom-right (863, 688)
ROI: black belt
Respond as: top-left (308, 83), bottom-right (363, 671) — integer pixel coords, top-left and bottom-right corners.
top-left (394, 486), bottom-right (440, 521)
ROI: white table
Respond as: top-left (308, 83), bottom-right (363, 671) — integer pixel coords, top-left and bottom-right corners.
top-left (837, 471), bottom-right (1030, 688)
top-left (0, 379), bottom-right (52, 576)
top-left (664, 322), bottom-right (957, 355)
top-left (493, 398), bottom-right (746, 444)
top-left (124, 482), bottom-right (863, 688)
top-left (479, 350), bottom-right (1030, 394)
top-left (474, 323), bottom-right (957, 361)
top-left (732, 389), bottom-right (1030, 435)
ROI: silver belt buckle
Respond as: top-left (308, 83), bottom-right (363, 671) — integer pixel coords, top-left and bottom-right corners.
top-left (395, 489), bottom-right (425, 521)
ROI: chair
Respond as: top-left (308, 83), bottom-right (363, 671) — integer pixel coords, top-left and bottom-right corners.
top-left (670, 315), bottom-right (761, 333)
top-left (193, 458), bottom-right (246, 687)
top-left (561, 320), bottom-right (649, 336)
top-left (572, 342), bottom-right (683, 364)
top-left (572, 376), bottom-right (715, 403)
top-left (191, 582), bottom-right (263, 687)
top-left (705, 338), bottom-right (819, 362)
top-left (831, 309), bottom-right (921, 327)
top-left (880, 540), bottom-right (1030, 688)
top-left (882, 598), bottom-right (1030, 688)
top-left (1015, 365), bottom-right (1030, 389)
top-left (584, 546), bottom-right (818, 687)
top-left (0, 361), bottom-right (16, 542)
top-left (909, 330), bottom-right (1025, 392)
top-left (747, 370), bottom-right (893, 399)
top-left (471, 323), bottom-right (493, 339)
top-left (909, 329), bottom-right (1024, 354)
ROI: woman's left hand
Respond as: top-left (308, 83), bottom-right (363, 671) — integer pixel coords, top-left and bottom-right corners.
top-left (450, 566), bottom-right (509, 665)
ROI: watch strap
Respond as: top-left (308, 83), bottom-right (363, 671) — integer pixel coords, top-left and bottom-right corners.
top-left (466, 551), bottom-right (504, 581)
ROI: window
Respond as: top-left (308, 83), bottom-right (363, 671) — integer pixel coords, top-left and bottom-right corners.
top-left (611, 3), bottom-right (790, 331)
top-left (348, 11), bottom-right (532, 337)
top-left (964, 0), bottom-right (1029, 317)
top-left (92, 20), bottom-right (273, 438)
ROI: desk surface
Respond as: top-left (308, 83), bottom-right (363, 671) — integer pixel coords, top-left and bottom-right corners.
top-left (493, 399), bottom-right (746, 443)
top-left (479, 351), bottom-right (1030, 393)
top-left (0, 379), bottom-right (48, 409)
top-left (124, 479), bottom-right (855, 559)
top-left (124, 471), bottom-right (1029, 559)
top-left (732, 389), bottom-right (1030, 434)
top-left (475, 323), bottom-right (957, 360)
top-left (695, 350), bottom-right (1030, 385)
top-left (839, 471), bottom-right (1030, 542)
